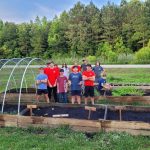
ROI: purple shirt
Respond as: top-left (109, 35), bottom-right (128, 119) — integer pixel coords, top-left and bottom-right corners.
top-left (57, 76), bottom-right (68, 93)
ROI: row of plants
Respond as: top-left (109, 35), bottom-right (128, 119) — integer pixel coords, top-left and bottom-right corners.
top-left (112, 87), bottom-right (144, 96)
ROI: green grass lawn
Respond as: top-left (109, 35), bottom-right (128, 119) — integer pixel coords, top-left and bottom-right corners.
top-left (0, 126), bottom-right (149, 150)
top-left (107, 68), bottom-right (150, 84)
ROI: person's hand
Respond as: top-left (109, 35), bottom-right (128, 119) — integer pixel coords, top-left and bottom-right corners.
top-left (53, 84), bottom-right (56, 87)
top-left (68, 81), bottom-right (71, 86)
top-left (49, 84), bottom-right (52, 87)
top-left (78, 81), bottom-right (82, 85)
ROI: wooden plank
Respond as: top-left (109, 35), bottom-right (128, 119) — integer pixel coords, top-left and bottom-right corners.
top-left (104, 128), bottom-right (150, 136)
top-left (1, 93), bottom-right (150, 104)
top-left (0, 115), bottom-right (18, 127)
top-left (99, 96), bottom-right (150, 104)
top-left (0, 114), bottom-right (149, 135)
top-left (101, 120), bottom-right (150, 130)
top-left (27, 105), bottom-right (37, 109)
top-left (44, 117), bottom-right (101, 128)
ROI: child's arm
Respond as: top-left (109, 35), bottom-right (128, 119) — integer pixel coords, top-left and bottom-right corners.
top-left (57, 82), bottom-right (59, 93)
top-left (47, 79), bottom-right (52, 87)
top-left (102, 83), bottom-right (112, 90)
top-left (82, 75), bottom-right (88, 81)
top-left (88, 76), bottom-right (95, 81)
top-left (40, 79), bottom-right (48, 83)
top-left (36, 80), bottom-right (41, 85)
top-left (68, 80), bottom-right (71, 86)
top-left (65, 82), bottom-right (68, 92)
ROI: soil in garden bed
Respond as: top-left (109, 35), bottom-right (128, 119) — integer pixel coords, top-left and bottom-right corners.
top-left (6, 88), bottom-right (36, 93)
top-left (24, 106), bottom-right (150, 123)
top-left (0, 104), bottom-right (26, 114)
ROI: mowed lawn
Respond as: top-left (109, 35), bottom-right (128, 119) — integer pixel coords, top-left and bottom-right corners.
top-left (107, 68), bottom-right (150, 84)
top-left (0, 126), bottom-right (149, 150)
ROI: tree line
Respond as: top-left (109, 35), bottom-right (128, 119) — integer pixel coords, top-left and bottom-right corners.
top-left (0, 0), bottom-right (150, 63)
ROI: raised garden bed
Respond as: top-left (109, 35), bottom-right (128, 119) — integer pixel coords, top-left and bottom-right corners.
top-left (0, 103), bottom-right (149, 136)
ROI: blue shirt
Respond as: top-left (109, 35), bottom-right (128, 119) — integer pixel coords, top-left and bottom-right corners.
top-left (69, 73), bottom-right (82, 91)
top-left (98, 78), bottom-right (106, 90)
top-left (93, 66), bottom-right (104, 78)
top-left (36, 73), bottom-right (48, 89)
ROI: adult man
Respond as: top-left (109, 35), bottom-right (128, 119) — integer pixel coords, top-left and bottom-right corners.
top-left (82, 64), bottom-right (95, 105)
top-left (81, 59), bottom-right (87, 72)
top-left (44, 61), bottom-right (59, 102)
top-left (93, 61), bottom-right (104, 83)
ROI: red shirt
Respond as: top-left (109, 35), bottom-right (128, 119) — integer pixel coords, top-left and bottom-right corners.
top-left (71, 65), bottom-right (81, 72)
top-left (55, 67), bottom-right (60, 77)
top-left (82, 70), bottom-right (95, 86)
top-left (44, 67), bottom-right (60, 86)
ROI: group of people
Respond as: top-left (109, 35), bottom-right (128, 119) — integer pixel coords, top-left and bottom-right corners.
top-left (36, 59), bottom-right (112, 105)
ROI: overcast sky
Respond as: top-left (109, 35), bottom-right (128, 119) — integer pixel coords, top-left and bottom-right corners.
top-left (0, 0), bottom-right (125, 23)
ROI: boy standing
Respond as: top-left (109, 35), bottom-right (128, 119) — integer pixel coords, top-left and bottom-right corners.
top-left (69, 66), bottom-right (82, 104)
top-left (71, 62), bottom-right (81, 73)
top-left (44, 61), bottom-right (59, 102)
top-left (82, 64), bottom-right (95, 105)
top-left (36, 67), bottom-right (49, 103)
top-left (57, 69), bottom-right (68, 103)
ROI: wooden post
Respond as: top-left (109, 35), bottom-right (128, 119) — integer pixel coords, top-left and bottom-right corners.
top-left (115, 106), bottom-right (125, 121)
top-left (27, 105), bottom-right (37, 116)
top-left (85, 106), bottom-right (96, 120)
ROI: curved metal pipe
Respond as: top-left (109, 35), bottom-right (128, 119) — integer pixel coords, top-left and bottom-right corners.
top-left (17, 58), bottom-right (45, 115)
top-left (0, 58), bottom-right (20, 71)
top-left (1, 57), bottom-right (31, 113)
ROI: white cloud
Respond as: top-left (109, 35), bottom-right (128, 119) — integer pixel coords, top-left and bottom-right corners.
top-left (30, 2), bottom-right (62, 21)
top-left (0, 2), bottom-right (62, 23)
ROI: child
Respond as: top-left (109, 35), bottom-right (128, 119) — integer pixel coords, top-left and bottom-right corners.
top-left (62, 63), bottom-right (70, 79)
top-left (69, 66), bottom-right (82, 104)
top-left (44, 61), bottom-right (59, 102)
top-left (36, 67), bottom-right (49, 103)
top-left (98, 72), bottom-right (112, 96)
top-left (71, 62), bottom-right (81, 73)
top-left (57, 69), bottom-right (68, 103)
top-left (82, 64), bottom-right (95, 105)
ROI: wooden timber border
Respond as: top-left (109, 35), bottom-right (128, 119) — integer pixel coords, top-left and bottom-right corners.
top-left (1, 93), bottom-right (150, 105)
top-left (0, 114), bottom-right (150, 136)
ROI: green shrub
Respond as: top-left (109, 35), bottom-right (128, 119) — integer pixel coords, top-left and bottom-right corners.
top-left (135, 47), bottom-right (150, 63)
top-left (134, 40), bottom-right (150, 64)
top-left (86, 55), bottom-right (96, 63)
top-left (112, 87), bottom-right (144, 96)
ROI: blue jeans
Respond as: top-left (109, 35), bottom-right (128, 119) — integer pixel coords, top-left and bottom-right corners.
top-left (57, 92), bottom-right (67, 103)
